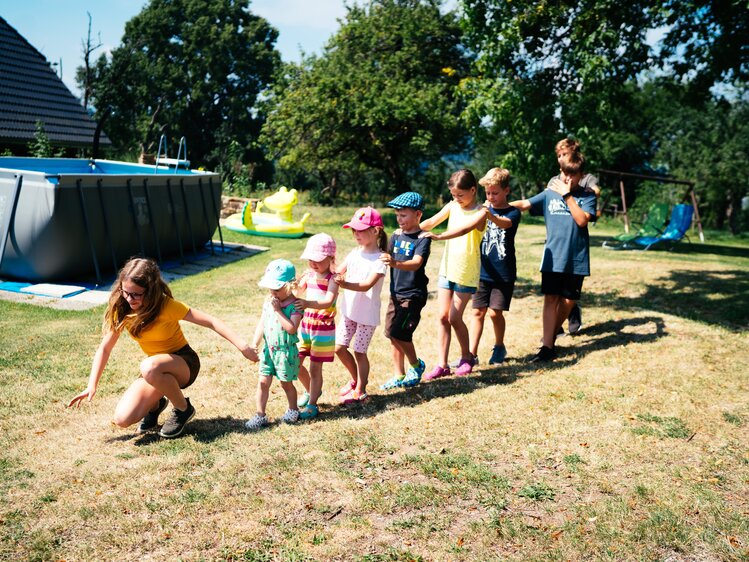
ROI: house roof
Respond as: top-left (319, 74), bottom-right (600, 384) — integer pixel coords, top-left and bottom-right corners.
top-left (0, 16), bottom-right (110, 148)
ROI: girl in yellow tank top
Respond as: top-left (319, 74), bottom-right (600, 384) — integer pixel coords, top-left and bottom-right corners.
top-left (419, 169), bottom-right (488, 381)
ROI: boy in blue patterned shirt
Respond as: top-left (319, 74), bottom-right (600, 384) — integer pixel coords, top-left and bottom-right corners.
top-left (378, 192), bottom-right (431, 389)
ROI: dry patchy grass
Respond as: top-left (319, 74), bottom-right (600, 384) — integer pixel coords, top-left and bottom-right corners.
top-left (1, 207), bottom-right (748, 561)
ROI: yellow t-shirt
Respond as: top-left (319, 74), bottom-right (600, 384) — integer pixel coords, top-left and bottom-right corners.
top-left (126, 297), bottom-right (190, 356)
top-left (438, 202), bottom-right (486, 287)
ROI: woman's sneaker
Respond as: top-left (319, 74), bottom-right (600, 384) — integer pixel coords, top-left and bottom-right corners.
top-left (530, 346), bottom-right (556, 363)
top-left (424, 365), bottom-right (451, 381)
top-left (245, 413), bottom-right (270, 430)
top-left (137, 396), bottom-right (168, 433)
top-left (281, 409), bottom-right (300, 424)
top-left (159, 398), bottom-right (195, 438)
top-left (488, 345), bottom-right (507, 365)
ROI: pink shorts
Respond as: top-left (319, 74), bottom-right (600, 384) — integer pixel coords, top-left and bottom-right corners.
top-left (335, 316), bottom-right (377, 354)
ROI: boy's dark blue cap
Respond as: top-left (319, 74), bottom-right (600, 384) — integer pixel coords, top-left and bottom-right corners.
top-left (386, 192), bottom-right (424, 211)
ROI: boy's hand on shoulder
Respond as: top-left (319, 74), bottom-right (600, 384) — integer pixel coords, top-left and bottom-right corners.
top-left (392, 228), bottom-right (403, 235)
top-left (294, 298), bottom-right (308, 311)
top-left (333, 273), bottom-right (346, 287)
top-left (419, 231), bottom-right (437, 240)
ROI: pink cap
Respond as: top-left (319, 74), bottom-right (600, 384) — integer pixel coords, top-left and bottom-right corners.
top-left (343, 207), bottom-right (384, 231)
top-left (301, 233), bottom-right (337, 262)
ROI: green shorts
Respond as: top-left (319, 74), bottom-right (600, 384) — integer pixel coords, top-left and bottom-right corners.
top-left (259, 345), bottom-right (300, 382)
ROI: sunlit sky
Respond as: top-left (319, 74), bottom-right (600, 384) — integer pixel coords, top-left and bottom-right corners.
top-left (2, 0), bottom-right (349, 97)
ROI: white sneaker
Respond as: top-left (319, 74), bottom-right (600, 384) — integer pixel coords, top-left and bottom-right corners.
top-left (282, 409), bottom-right (299, 424)
top-left (244, 413), bottom-right (269, 430)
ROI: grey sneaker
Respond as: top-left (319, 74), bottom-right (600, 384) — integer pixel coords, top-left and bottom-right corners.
top-left (158, 398), bottom-right (195, 438)
top-left (488, 345), bottom-right (507, 365)
top-left (281, 409), bottom-right (300, 424)
top-left (138, 396), bottom-right (168, 433)
top-left (568, 304), bottom-right (582, 334)
top-left (245, 413), bottom-right (270, 430)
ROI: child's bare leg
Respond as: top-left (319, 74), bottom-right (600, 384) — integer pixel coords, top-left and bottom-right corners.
top-left (390, 340), bottom-right (406, 376)
top-left (449, 291), bottom-right (473, 360)
top-left (354, 351), bottom-right (370, 394)
top-left (256, 375), bottom-right (272, 416)
top-left (488, 308), bottom-right (506, 346)
top-left (395, 339), bottom-right (418, 366)
top-left (335, 344), bottom-right (358, 384)
top-left (308, 360), bottom-right (323, 405)
top-left (436, 288), bottom-right (453, 367)
top-left (280, 380), bottom-right (298, 411)
top-left (555, 298), bottom-right (576, 333)
top-left (297, 359), bottom-right (311, 393)
top-left (469, 306), bottom-right (487, 357)
top-left (542, 295), bottom-right (561, 348)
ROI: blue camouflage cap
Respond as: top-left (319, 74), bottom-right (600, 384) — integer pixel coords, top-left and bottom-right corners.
top-left (386, 191), bottom-right (424, 211)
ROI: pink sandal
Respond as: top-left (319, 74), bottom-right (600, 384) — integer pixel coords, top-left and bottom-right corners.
top-left (423, 365), bottom-right (451, 381)
top-left (338, 379), bottom-right (356, 396)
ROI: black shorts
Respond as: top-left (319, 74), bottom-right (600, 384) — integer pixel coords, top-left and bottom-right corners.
top-left (472, 279), bottom-right (515, 311)
top-left (385, 296), bottom-right (426, 343)
top-left (541, 272), bottom-right (585, 301)
top-left (172, 344), bottom-right (201, 389)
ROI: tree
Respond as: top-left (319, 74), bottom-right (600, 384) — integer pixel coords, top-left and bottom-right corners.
top-left (75, 12), bottom-right (103, 111)
top-left (461, 0), bottom-right (664, 186)
top-left (80, 0), bottom-right (281, 177)
top-left (262, 0), bottom-right (472, 197)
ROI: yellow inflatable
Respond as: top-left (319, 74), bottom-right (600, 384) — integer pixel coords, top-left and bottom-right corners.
top-left (223, 186), bottom-right (310, 238)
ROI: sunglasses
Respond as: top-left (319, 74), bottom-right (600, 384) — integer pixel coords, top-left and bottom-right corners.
top-left (120, 288), bottom-right (145, 300)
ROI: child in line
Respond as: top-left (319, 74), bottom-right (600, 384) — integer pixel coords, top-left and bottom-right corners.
top-left (420, 169), bottom-right (488, 379)
top-left (550, 138), bottom-right (600, 334)
top-left (378, 192), bottom-right (431, 390)
top-left (511, 151), bottom-right (597, 362)
top-left (469, 168), bottom-right (521, 365)
top-left (295, 233), bottom-right (339, 420)
top-left (334, 207), bottom-right (388, 404)
top-left (68, 257), bottom-right (258, 439)
top-left (245, 259), bottom-right (303, 429)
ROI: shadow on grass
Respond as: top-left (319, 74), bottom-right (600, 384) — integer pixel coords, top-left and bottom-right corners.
top-left (584, 269), bottom-right (748, 330)
top-left (590, 235), bottom-right (749, 260)
top-left (104, 416), bottom-right (248, 445)
top-left (311, 315), bottom-right (667, 423)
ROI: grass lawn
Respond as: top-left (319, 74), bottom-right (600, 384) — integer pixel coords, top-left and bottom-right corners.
top-left (1, 203), bottom-right (747, 561)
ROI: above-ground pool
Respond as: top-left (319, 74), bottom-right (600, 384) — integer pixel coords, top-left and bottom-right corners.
top-left (0, 157), bottom-right (223, 283)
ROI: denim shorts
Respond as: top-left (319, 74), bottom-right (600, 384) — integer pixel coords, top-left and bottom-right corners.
top-left (437, 276), bottom-right (476, 294)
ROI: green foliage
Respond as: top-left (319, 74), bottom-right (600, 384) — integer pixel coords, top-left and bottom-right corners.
top-left (28, 121), bottom-right (55, 158)
top-left (632, 413), bottom-right (692, 439)
top-left (79, 0), bottom-right (281, 178)
top-left (518, 482), bottom-right (556, 502)
top-left (261, 0), bottom-right (472, 200)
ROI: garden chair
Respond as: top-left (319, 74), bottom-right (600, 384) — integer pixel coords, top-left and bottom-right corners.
top-left (629, 204), bottom-right (694, 251)
top-left (602, 202), bottom-right (669, 249)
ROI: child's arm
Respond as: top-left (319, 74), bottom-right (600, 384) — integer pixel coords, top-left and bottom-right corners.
top-left (296, 278), bottom-right (340, 310)
top-left (270, 298), bottom-right (302, 335)
top-left (336, 271), bottom-right (385, 292)
top-left (509, 199), bottom-right (531, 212)
top-left (380, 252), bottom-right (425, 272)
top-left (483, 203), bottom-right (514, 229)
top-left (184, 308), bottom-right (259, 361)
top-left (549, 177), bottom-right (592, 228)
top-left (421, 209), bottom-right (486, 241)
top-left (68, 329), bottom-right (121, 407)
top-left (419, 202), bottom-right (451, 231)
top-left (251, 309), bottom-right (265, 351)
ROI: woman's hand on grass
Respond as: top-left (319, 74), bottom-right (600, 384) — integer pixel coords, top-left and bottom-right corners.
top-left (68, 386), bottom-right (96, 408)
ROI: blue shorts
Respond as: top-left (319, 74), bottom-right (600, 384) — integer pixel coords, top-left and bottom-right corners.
top-left (437, 276), bottom-right (476, 294)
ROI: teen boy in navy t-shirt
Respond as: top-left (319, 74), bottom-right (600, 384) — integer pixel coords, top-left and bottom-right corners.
top-left (511, 151), bottom-right (597, 362)
top-left (378, 192), bottom-right (431, 389)
top-left (468, 168), bottom-right (521, 366)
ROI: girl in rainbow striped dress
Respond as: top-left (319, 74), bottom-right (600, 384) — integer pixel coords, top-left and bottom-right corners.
top-left (295, 233), bottom-right (339, 419)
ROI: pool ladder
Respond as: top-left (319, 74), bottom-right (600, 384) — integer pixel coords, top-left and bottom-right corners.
top-left (154, 134), bottom-right (190, 172)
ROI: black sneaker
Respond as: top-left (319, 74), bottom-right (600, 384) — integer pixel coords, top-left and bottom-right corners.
top-left (159, 398), bottom-right (195, 439)
top-left (137, 396), bottom-right (168, 433)
top-left (568, 304), bottom-right (582, 334)
top-left (530, 346), bottom-right (556, 363)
